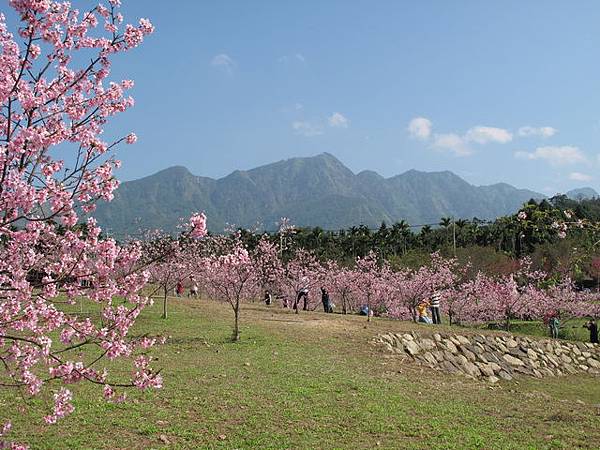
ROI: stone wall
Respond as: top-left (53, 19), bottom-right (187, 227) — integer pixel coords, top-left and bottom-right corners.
top-left (375, 331), bottom-right (600, 383)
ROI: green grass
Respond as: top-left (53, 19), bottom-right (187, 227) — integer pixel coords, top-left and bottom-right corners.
top-left (1, 298), bottom-right (600, 449)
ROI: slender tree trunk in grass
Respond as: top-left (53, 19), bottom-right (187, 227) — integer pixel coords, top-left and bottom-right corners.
top-left (162, 285), bottom-right (168, 319)
top-left (232, 298), bottom-right (241, 342)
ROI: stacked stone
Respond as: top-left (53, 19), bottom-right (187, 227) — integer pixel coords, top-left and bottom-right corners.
top-left (376, 331), bottom-right (600, 383)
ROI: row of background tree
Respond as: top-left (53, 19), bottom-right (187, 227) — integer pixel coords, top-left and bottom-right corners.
top-left (232, 195), bottom-right (600, 287)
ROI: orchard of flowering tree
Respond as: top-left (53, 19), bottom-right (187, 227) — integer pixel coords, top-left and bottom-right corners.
top-left (1, 1), bottom-right (600, 449)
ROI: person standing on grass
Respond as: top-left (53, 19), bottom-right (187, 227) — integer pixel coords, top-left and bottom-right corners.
top-left (188, 276), bottom-right (199, 298)
top-left (175, 280), bottom-right (184, 297)
top-left (430, 292), bottom-right (442, 324)
top-left (293, 277), bottom-right (310, 311)
top-left (264, 289), bottom-right (273, 305)
top-left (321, 287), bottom-right (332, 313)
top-left (549, 313), bottom-right (560, 339)
top-left (583, 319), bottom-right (599, 344)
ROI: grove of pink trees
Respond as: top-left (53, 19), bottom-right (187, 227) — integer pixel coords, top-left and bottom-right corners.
top-left (166, 231), bottom-right (600, 340)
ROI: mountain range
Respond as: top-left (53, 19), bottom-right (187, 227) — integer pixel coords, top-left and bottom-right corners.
top-left (91, 153), bottom-right (558, 237)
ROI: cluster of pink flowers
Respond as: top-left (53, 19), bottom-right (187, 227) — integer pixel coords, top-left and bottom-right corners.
top-left (0, 1), bottom-right (163, 446)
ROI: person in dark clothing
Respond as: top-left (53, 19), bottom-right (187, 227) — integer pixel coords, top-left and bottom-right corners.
top-left (293, 286), bottom-right (309, 311)
top-left (583, 319), bottom-right (598, 344)
top-left (264, 289), bottom-right (272, 305)
top-left (321, 287), bottom-right (332, 313)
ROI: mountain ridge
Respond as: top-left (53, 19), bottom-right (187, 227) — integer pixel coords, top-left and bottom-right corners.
top-left (92, 153), bottom-right (546, 237)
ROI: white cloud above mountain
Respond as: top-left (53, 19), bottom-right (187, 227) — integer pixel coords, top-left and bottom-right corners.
top-left (408, 117), bottom-right (432, 140)
top-left (210, 53), bottom-right (236, 74)
top-left (518, 126), bottom-right (557, 138)
top-left (569, 171), bottom-right (592, 182)
top-left (514, 146), bottom-right (586, 166)
top-left (328, 112), bottom-right (349, 128)
top-left (465, 126), bottom-right (512, 144)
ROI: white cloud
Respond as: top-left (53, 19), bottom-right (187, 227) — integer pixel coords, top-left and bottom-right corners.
top-left (292, 121), bottom-right (323, 137)
top-left (279, 53), bottom-right (306, 64)
top-left (432, 133), bottom-right (471, 156)
top-left (407, 117), bottom-right (432, 140)
top-left (569, 172), bottom-right (593, 182)
top-left (210, 53), bottom-right (236, 74)
top-left (328, 112), bottom-right (349, 128)
top-left (465, 126), bottom-right (512, 144)
top-left (518, 126), bottom-right (557, 138)
top-left (514, 146), bottom-right (587, 166)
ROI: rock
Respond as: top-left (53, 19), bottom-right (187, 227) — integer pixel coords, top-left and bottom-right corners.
top-left (443, 350), bottom-right (455, 361)
top-left (563, 364), bottom-right (577, 374)
top-left (159, 434), bottom-right (170, 444)
top-left (498, 370), bottom-right (513, 381)
top-left (432, 351), bottom-right (444, 362)
top-left (483, 352), bottom-right (500, 364)
top-left (579, 365), bottom-right (589, 372)
top-left (404, 340), bottom-right (421, 356)
top-left (403, 334), bottom-right (414, 341)
top-left (479, 363), bottom-right (495, 377)
top-left (514, 366), bottom-right (534, 376)
top-left (456, 335), bottom-right (471, 346)
top-left (533, 369), bottom-right (543, 379)
top-left (461, 361), bottom-right (481, 378)
top-left (587, 358), bottom-right (600, 369)
top-left (461, 348), bottom-right (477, 362)
top-left (443, 339), bottom-right (458, 353)
top-left (487, 375), bottom-right (500, 383)
top-left (420, 338), bottom-right (436, 351)
top-left (473, 335), bottom-right (486, 344)
top-left (381, 334), bottom-right (393, 344)
top-left (582, 351), bottom-right (592, 358)
top-left (560, 354), bottom-right (572, 364)
top-left (422, 352), bottom-right (437, 365)
top-left (503, 354), bottom-right (525, 367)
top-left (455, 354), bottom-right (469, 366)
top-left (488, 362), bottom-right (502, 374)
top-left (506, 338), bottom-right (518, 348)
top-left (509, 348), bottom-right (528, 359)
top-left (527, 349), bottom-right (538, 361)
top-left (441, 360), bottom-right (460, 374)
top-left (496, 342), bottom-right (509, 353)
top-left (433, 333), bottom-right (442, 342)
top-left (547, 355), bottom-right (560, 367)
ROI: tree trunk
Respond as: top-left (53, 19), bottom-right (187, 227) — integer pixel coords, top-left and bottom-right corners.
top-left (162, 285), bottom-right (168, 319)
top-left (232, 301), bottom-right (240, 342)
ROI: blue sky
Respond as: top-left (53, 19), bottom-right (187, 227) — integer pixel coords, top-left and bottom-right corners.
top-left (5, 1), bottom-right (600, 194)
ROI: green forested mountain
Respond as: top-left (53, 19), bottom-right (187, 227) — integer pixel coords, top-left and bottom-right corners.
top-left (92, 153), bottom-right (544, 237)
top-left (566, 187), bottom-right (599, 200)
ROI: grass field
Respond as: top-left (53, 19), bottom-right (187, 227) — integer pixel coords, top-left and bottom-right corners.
top-left (1, 297), bottom-right (599, 449)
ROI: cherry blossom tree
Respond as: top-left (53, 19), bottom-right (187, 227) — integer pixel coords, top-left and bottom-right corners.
top-left (322, 261), bottom-right (359, 314)
top-left (252, 234), bottom-right (284, 297)
top-left (203, 238), bottom-right (259, 341)
top-left (0, 0), bottom-right (160, 443)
